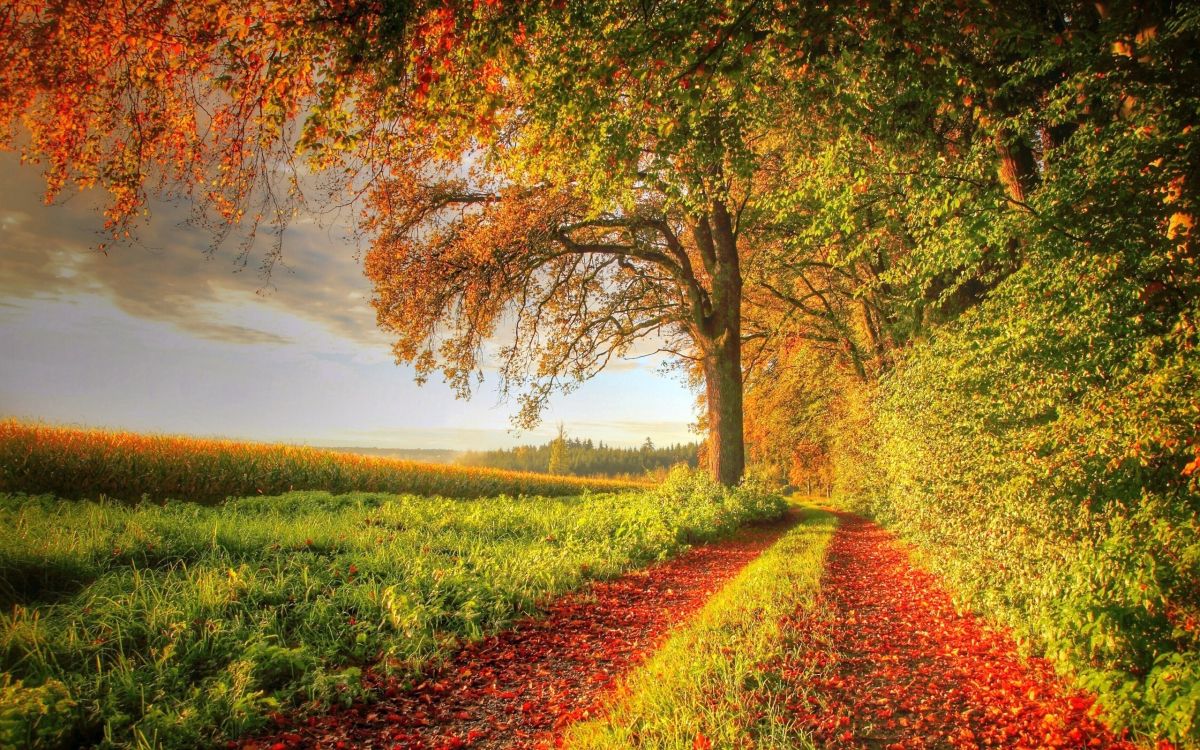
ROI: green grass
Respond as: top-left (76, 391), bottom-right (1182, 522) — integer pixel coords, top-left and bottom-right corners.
top-left (0, 468), bottom-right (785, 750)
top-left (563, 506), bottom-right (837, 750)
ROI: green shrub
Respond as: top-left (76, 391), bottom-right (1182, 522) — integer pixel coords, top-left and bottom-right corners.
top-left (854, 249), bottom-right (1200, 746)
top-left (0, 677), bottom-right (76, 750)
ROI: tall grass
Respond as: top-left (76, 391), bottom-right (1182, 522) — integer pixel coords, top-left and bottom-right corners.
top-left (564, 506), bottom-right (837, 749)
top-left (0, 468), bottom-right (786, 750)
top-left (0, 421), bottom-right (644, 503)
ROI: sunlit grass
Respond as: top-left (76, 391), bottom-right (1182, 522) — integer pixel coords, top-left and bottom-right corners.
top-left (564, 505), bottom-right (837, 750)
top-left (0, 469), bottom-right (786, 750)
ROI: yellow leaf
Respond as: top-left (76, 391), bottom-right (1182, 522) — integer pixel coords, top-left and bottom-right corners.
top-left (1167, 212), bottom-right (1193, 240)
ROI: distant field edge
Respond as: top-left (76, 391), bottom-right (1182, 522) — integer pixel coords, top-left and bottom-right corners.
top-left (0, 420), bottom-right (648, 504)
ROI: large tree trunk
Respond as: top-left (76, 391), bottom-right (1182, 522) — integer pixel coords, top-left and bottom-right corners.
top-left (702, 202), bottom-right (746, 486)
top-left (702, 330), bottom-right (745, 486)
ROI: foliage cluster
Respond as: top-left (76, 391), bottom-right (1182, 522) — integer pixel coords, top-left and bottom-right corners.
top-left (0, 421), bottom-right (642, 504)
top-left (727, 3), bottom-right (1200, 744)
top-left (0, 467), bottom-right (785, 750)
top-left (457, 436), bottom-right (699, 478)
top-left (564, 507), bottom-right (836, 750)
top-left (860, 255), bottom-right (1200, 743)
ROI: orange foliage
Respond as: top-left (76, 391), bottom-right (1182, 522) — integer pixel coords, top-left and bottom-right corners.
top-left (1, 0), bottom-right (328, 237)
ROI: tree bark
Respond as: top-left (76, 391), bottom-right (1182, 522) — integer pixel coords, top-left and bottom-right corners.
top-left (700, 202), bottom-right (746, 486)
top-left (702, 332), bottom-right (745, 487)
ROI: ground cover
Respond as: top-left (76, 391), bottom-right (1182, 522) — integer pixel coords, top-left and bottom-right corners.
top-left (780, 513), bottom-right (1144, 749)
top-left (0, 469), bottom-right (784, 749)
top-left (247, 510), bottom-right (798, 750)
top-left (564, 506), bottom-right (837, 750)
top-left (567, 510), bottom-right (1165, 750)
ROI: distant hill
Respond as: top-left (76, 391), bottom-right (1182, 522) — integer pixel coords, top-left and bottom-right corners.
top-left (318, 446), bottom-right (462, 464)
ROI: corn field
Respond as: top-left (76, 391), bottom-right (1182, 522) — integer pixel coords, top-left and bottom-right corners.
top-left (0, 421), bottom-right (645, 504)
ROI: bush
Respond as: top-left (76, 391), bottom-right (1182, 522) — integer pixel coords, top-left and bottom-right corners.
top-left (0, 677), bottom-right (75, 750)
top-left (854, 249), bottom-right (1200, 746)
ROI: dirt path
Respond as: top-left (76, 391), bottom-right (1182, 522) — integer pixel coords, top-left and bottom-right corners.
top-left (783, 512), bottom-right (1138, 749)
top-left (244, 515), bottom-right (797, 750)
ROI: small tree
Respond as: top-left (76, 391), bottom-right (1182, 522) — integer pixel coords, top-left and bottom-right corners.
top-left (547, 424), bottom-right (568, 476)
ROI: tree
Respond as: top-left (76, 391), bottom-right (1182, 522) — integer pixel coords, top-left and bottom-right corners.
top-left (0, 0), bottom-right (809, 486)
top-left (354, 0), bottom-right (820, 485)
top-left (458, 436), bottom-right (699, 477)
top-left (547, 423), bottom-right (568, 475)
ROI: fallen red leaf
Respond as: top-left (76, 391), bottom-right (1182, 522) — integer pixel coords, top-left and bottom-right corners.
top-left (774, 513), bottom-right (1140, 750)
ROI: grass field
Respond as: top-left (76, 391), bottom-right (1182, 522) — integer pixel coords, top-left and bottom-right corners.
top-left (0, 468), bottom-right (785, 750)
top-left (0, 421), bottom-right (644, 504)
top-left (564, 507), bottom-right (837, 750)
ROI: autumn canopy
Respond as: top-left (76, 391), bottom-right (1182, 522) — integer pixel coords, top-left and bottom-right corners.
top-left (2, 0), bottom-right (1199, 742)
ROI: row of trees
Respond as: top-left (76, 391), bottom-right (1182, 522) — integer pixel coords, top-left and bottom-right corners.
top-left (723, 5), bottom-right (1199, 743)
top-left (1, 2), bottom-right (1196, 741)
top-left (457, 433), bottom-right (699, 478)
top-left (4, 1), bottom-right (1192, 488)
top-left (6, 0), bottom-right (1191, 489)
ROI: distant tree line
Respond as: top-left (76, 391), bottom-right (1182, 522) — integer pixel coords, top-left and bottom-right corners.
top-left (457, 435), bottom-right (698, 478)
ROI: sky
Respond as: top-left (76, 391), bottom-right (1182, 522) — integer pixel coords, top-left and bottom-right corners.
top-left (0, 154), bottom-right (697, 450)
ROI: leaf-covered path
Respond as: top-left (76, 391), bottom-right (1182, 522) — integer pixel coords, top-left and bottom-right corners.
top-left (243, 515), bottom-right (797, 750)
top-left (783, 512), bottom-right (1139, 749)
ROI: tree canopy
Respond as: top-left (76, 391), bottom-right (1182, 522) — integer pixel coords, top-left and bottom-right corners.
top-left (1, 3), bottom-right (1198, 739)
